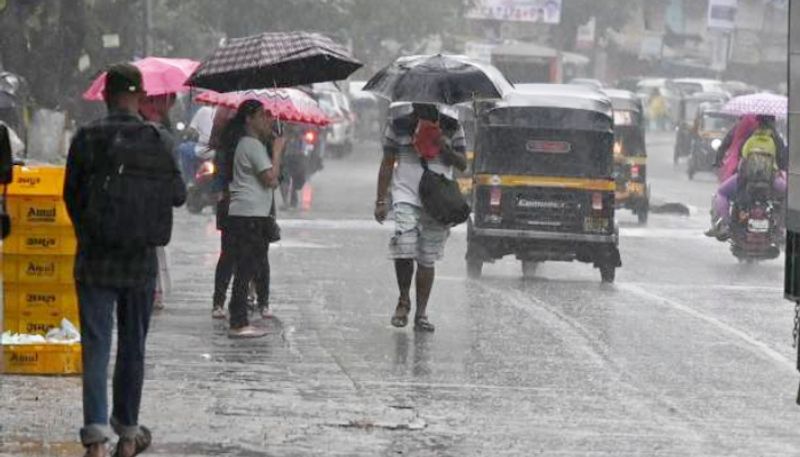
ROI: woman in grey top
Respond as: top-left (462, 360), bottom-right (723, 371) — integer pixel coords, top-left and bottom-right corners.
top-left (219, 100), bottom-right (284, 338)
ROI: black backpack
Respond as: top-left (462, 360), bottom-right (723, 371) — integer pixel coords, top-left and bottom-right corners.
top-left (83, 120), bottom-right (177, 249)
top-left (418, 158), bottom-right (471, 226)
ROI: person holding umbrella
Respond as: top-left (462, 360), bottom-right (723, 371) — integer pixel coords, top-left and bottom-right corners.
top-left (374, 103), bottom-right (467, 332)
top-left (365, 54), bottom-right (511, 332)
top-left (218, 99), bottom-right (284, 337)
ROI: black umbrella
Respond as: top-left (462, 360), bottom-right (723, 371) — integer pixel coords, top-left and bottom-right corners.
top-left (363, 54), bottom-right (513, 105)
top-left (187, 31), bottom-right (363, 92)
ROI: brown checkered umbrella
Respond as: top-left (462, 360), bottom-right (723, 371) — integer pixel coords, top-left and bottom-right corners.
top-left (186, 31), bottom-right (362, 92)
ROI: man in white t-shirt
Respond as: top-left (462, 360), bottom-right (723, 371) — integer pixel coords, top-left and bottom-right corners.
top-left (178, 105), bottom-right (216, 183)
top-left (374, 103), bottom-right (467, 332)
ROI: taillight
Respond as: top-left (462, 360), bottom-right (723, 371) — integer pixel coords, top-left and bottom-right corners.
top-left (630, 165), bottom-right (640, 179)
top-left (592, 192), bottom-right (603, 211)
top-left (303, 130), bottom-right (318, 145)
top-left (489, 187), bottom-right (502, 210)
top-left (195, 161), bottom-right (215, 180)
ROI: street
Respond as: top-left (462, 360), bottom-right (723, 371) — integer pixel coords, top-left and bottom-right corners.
top-left (2, 132), bottom-right (800, 456)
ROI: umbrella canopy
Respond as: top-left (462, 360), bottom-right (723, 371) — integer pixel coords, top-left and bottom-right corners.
top-left (186, 31), bottom-right (363, 92)
top-left (83, 57), bottom-right (200, 101)
top-left (363, 54), bottom-right (513, 105)
top-left (195, 89), bottom-right (330, 126)
top-left (722, 93), bottom-right (788, 119)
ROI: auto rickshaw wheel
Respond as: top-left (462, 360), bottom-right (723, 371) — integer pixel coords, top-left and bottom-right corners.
top-left (521, 260), bottom-right (539, 278)
top-left (600, 264), bottom-right (616, 283)
top-left (637, 208), bottom-right (649, 225)
top-left (467, 258), bottom-right (483, 279)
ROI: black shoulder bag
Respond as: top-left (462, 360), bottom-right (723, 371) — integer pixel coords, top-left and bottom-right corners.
top-left (418, 158), bottom-right (470, 226)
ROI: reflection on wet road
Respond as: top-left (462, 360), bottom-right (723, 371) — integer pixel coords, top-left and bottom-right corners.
top-left (2, 135), bottom-right (799, 456)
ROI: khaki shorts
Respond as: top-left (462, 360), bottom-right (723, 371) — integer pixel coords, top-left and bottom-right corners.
top-left (388, 203), bottom-right (450, 268)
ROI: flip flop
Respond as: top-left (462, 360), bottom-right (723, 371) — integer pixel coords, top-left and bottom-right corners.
top-left (391, 298), bottom-right (411, 328)
top-left (111, 426), bottom-right (151, 457)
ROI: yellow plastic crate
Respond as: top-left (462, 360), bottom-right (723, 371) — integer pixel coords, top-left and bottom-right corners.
top-left (4, 281), bottom-right (78, 315)
top-left (6, 196), bottom-right (73, 227)
top-left (3, 254), bottom-right (75, 284)
top-left (6, 165), bottom-right (66, 197)
top-left (4, 309), bottom-right (80, 335)
top-left (1, 343), bottom-right (82, 375)
top-left (2, 226), bottom-right (77, 255)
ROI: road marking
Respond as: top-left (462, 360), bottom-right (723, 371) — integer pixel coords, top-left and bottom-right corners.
top-left (359, 380), bottom-right (560, 393)
top-left (271, 240), bottom-right (340, 249)
top-left (619, 283), bottom-right (795, 373)
top-left (279, 218), bottom-right (715, 240)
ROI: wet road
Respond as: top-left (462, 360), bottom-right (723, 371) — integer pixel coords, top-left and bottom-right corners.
top-left (2, 132), bottom-right (800, 456)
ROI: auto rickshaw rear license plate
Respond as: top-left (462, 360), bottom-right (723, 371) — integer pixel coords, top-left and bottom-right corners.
top-left (584, 217), bottom-right (609, 232)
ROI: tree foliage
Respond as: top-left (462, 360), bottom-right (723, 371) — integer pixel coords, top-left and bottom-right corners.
top-left (1, 0), bottom-right (627, 111)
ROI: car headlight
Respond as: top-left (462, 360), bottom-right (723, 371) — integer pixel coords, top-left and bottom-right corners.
top-left (711, 138), bottom-right (722, 151)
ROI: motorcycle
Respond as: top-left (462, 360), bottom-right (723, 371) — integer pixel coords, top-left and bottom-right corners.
top-left (280, 127), bottom-right (319, 209)
top-left (729, 180), bottom-right (782, 262)
top-left (186, 159), bottom-right (217, 214)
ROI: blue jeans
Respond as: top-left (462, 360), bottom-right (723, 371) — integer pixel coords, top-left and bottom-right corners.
top-left (77, 278), bottom-right (155, 446)
top-left (177, 141), bottom-right (200, 185)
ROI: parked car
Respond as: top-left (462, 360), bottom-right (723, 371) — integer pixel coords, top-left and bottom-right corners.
top-left (673, 78), bottom-right (730, 97)
top-left (315, 88), bottom-right (355, 158)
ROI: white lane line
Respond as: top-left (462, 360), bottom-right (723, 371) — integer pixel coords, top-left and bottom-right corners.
top-left (619, 283), bottom-right (795, 373)
top-left (360, 380), bottom-right (558, 392)
top-left (625, 282), bottom-right (784, 294)
top-left (279, 218), bottom-right (713, 240)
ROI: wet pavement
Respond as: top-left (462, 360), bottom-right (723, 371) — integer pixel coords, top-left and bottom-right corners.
top-left (2, 133), bottom-right (800, 456)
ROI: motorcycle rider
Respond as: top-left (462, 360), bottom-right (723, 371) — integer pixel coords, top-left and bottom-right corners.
top-left (706, 114), bottom-right (787, 240)
top-left (280, 124), bottom-right (309, 210)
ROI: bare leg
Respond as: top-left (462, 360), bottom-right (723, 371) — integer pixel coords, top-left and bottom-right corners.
top-left (391, 259), bottom-right (414, 327)
top-left (414, 264), bottom-right (435, 331)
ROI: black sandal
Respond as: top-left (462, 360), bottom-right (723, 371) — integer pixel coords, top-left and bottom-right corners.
top-left (111, 426), bottom-right (151, 457)
top-left (391, 298), bottom-right (411, 328)
top-left (414, 315), bottom-right (435, 332)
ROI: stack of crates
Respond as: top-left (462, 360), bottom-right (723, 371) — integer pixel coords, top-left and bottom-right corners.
top-left (1, 164), bottom-right (82, 374)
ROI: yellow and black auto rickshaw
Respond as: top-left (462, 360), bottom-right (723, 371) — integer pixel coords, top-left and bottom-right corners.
top-left (466, 84), bottom-right (621, 282)
top-left (686, 103), bottom-right (736, 180)
top-left (454, 104), bottom-right (476, 196)
top-left (605, 89), bottom-right (649, 224)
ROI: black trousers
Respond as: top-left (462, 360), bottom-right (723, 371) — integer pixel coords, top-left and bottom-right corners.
top-left (213, 227), bottom-right (270, 309)
top-left (226, 216), bottom-right (271, 328)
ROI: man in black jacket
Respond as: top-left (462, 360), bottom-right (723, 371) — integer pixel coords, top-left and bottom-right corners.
top-left (64, 63), bottom-right (186, 457)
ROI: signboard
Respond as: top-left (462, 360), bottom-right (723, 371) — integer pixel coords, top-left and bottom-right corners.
top-left (707, 0), bottom-right (738, 30)
top-left (466, 0), bottom-right (562, 24)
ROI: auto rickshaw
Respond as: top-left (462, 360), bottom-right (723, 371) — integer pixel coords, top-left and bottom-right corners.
top-left (454, 104), bottom-right (476, 196)
top-left (686, 103), bottom-right (736, 180)
top-left (466, 84), bottom-right (621, 282)
top-left (604, 89), bottom-right (649, 224)
top-left (673, 92), bottom-right (728, 163)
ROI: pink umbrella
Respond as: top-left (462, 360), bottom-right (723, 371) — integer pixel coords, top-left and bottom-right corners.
top-left (82, 57), bottom-right (200, 101)
top-left (722, 93), bottom-right (788, 119)
top-left (195, 88), bottom-right (330, 126)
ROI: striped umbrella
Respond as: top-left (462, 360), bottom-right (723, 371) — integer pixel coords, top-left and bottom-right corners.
top-left (195, 89), bottom-right (330, 126)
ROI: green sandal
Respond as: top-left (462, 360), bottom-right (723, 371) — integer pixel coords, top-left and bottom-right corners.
top-left (391, 298), bottom-right (411, 328)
